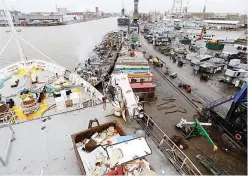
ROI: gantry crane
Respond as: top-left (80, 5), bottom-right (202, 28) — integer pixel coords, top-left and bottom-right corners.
top-left (128, 0), bottom-right (140, 42)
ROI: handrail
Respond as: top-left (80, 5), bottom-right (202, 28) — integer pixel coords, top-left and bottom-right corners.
top-left (0, 60), bottom-right (104, 102)
top-left (0, 124), bottom-right (14, 166)
top-left (137, 113), bottom-right (202, 175)
top-left (205, 93), bottom-right (235, 109)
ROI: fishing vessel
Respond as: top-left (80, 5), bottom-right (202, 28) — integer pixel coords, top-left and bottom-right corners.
top-left (75, 31), bottom-right (122, 87)
top-left (205, 40), bottom-right (225, 50)
top-left (112, 44), bottom-right (156, 101)
top-left (196, 25), bottom-right (225, 50)
top-left (0, 1), bottom-right (202, 175)
top-left (117, 16), bottom-right (131, 26)
top-left (179, 38), bottom-right (191, 45)
top-left (117, 4), bottom-right (130, 26)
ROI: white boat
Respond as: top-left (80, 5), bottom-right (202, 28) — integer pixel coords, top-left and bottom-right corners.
top-left (0, 1), bottom-right (149, 174)
top-left (0, 1), bottom-right (203, 175)
top-left (189, 33), bottom-right (235, 43)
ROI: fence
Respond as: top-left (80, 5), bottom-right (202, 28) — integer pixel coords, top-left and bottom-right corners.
top-left (136, 114), bottom-right (202, 175)
top-left (0, 124), bottom-right (14, 166)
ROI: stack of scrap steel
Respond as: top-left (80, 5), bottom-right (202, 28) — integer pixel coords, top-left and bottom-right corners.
top-left (71, 119), bottom-right (157, 176)
top-left (170, 135), bottom-right (188, 150)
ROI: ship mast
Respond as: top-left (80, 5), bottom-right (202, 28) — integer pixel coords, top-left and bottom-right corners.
top-left (2, 0), bottom-right (27, 66)
top-left (203, 0), bottom-right (206, 19)
top-left (121, 1), bottom-right (125, 16)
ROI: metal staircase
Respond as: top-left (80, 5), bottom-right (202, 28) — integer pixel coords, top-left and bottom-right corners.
top-left (205, 94), bottom-right (235, 110)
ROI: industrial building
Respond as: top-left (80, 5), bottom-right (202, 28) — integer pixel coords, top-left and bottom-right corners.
top-left (0, 8), bottom-right (112, 26)
top-left (204, 20), bottom-right (240, 29)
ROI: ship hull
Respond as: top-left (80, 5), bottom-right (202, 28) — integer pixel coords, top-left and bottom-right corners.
top-left (179, 39), bottom-right (191, 45)
top-left (206, 43), bottom-right (225, 50)
top-left (117, 18), bottom-right (130, 26)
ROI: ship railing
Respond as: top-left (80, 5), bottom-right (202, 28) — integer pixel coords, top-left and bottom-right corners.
top-left (136, 114), bottom-right (202, 175)
top-left (0, 60), bottom-right (104, 103)
top-left (0, 124), bottom-right (14, 166)
top-left (0, 60), bottom-right (66, 79)
top-left (68, 73), bottom-right (104, 103)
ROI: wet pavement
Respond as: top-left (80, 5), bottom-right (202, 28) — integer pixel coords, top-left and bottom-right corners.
top-left (139, 34), bottom-right (240, 117)
top-left (139, 35), bottom-right (247, 175)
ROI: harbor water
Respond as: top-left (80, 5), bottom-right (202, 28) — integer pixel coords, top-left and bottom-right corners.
top-left (0, 17), bottom-right (124, 70)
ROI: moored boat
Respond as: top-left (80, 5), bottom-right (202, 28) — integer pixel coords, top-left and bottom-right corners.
top-left (179, 39), bottom-right (191, 45)
top-left (206, 40), bottom-right (225, 50)
top-left (117, 17), bottom-right (131, 26)
top-left (117, 4), bottom-right (130, 26)
top-left (75, 31), bottom-right (123, 87)
top-left (112, 44), bottom-right (156, 101)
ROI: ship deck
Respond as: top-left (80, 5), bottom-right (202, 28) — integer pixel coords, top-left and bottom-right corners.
top-left (0, 103), bottom-right (178, 175)
top-left (0, 64), bottom-right (178, 175)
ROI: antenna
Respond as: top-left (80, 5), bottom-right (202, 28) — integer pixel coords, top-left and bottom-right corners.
top-left (203, 0), bottom-right (206, 19)
top-left (171, 0), bottom-right (183, 18)
top-left (183, 0), bottom-right (191, 19)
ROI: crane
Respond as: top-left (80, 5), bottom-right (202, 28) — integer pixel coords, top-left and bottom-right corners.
top-left (132, 0), bottom-right (139, 24)
top-left (203, 82), bottom-right (247, 151)
top-left (176, 118), bottom-right (218, 151)
top-left (128, 0), bottom-right (140, 42)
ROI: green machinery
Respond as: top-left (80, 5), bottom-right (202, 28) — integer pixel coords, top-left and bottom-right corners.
top-left (179, 39), bottom-right (191, 45)
top-left (206, 42), bottom-right (225, 50)
top-left (158, 47), bottom-right (171, 56)
top-left (176, 118), bottom-right (218, 151)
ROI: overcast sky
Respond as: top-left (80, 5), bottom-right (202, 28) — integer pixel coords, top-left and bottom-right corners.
top-left (2, 0), bottom-right (248, 14)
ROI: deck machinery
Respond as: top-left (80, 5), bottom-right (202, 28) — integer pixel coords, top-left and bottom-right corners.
top-left (128, 0), bottom-right (139, 42)
top-left (203, 82), bottom-right (247, 152)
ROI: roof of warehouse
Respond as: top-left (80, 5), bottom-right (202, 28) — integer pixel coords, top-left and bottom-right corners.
top-left (204, 20), bottom-right (239, 24)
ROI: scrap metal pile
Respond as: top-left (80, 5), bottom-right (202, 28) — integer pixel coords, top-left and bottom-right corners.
top-left (74, 123), bottom-right (156, 176)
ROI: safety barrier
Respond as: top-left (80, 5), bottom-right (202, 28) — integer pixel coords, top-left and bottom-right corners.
top-left (136, 114), bottom-right (202, 175)
top-left (0, 60), bottom-right (104, 102)
top-left (0, 124), bottom-right (14, 166)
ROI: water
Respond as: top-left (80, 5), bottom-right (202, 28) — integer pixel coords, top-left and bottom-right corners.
top-left (0, 17), bottom-right (125, 70)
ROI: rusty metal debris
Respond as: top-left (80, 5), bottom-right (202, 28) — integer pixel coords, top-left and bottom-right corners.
top-left (196, 154), bottom-right (230, 175)
top-left (170, 135), bottom-right (188, 150)
top-left (162, 95), bottom-right (174, 101)
top-left (164, 108), bottom-right (187, 115)
top-left (157, 105), bottom-right (176, 111)
top-left (157, 99), bottom-right (175, 107)
top-left (192, 99), bottom-right (203, 104)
